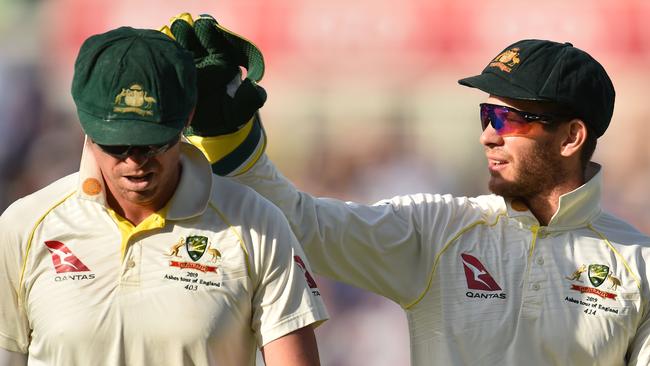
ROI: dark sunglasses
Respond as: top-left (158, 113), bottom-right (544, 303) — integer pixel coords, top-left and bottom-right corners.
top-left (480, 103), bottom-right (559, 136)
top-left (95, 135), bottom-right (181, 159)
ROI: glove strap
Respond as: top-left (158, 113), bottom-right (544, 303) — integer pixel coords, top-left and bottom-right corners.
top-left (187, 114), bottom-right (266, 176)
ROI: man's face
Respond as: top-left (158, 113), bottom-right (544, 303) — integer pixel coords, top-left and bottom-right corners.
top-left (479, 96), bottom-right (567, 199)
top-left (89, 138), bottom-right (182, 208)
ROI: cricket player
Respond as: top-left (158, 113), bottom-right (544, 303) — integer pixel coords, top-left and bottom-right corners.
top-left (0, 26), bottom-right (328, 365)
top-left (172, 13), bottom-right (650, 366)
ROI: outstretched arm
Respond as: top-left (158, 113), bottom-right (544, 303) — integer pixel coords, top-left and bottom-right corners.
top-left (160, 12), bottom-right (445, 306)
top-left (161, 12), bottom-right (454, 306)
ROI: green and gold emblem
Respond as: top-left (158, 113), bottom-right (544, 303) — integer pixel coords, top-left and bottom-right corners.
top-left (113, 84), bottom-right (157, 116)
top-left (588, 264), bottom-right (609, 287)
top-left (185, 235), bottom-right (209, 261)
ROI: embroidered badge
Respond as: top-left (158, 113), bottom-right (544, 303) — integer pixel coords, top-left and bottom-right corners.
top-left (489, 47), bottom-right (521, 73)
top-left (185, 235), bottom-right (208, 261)
top-left (166, 236), bottom-right (219, 273)
top-left (588, 264), bottom-right (609, 287)
top-left (113, 84), bottom-right (156, 116)
top-left (566, 263), bottom-right (619, 300)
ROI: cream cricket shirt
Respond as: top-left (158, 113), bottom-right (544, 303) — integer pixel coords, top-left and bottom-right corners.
top-left (0, 141), bottom-right (327, 365)
top-left (234, 156), bottom-right (650, 366)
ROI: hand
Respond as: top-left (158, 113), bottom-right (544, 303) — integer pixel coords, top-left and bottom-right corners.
top-left (161, 13), bottom-right (267, 136)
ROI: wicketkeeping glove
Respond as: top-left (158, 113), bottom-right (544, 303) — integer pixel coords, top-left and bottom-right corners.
top-left (160, 13), bottom-right (267, 137)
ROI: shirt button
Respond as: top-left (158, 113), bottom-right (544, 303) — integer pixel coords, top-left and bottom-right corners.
top-left (536, 257), bottom-right (544, 265)
top-left (126, 260), bottom-right (136, 269)
top-left (532, 283), bottom-right (541, 291)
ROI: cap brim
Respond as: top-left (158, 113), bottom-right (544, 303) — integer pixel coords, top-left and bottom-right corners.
top-left (458, 72), bottom-right (548, 101)
top-left (78, 110), bottom-right (184, 146)
top-left (214, 23), bottom-right (265, 82)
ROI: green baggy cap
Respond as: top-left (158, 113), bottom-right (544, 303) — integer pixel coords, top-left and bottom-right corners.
top-left (72, 27), bottom-right (197, 146)
top-left (459, 39), bottom-right (615, 137)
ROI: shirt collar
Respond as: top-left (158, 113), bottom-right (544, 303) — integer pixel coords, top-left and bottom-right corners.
top-left (548, 162), bottom-right (602, 228)
top-left (504, 162), bottom-right (603, 228)
top-left (76, 137), bottom-right (213, 221)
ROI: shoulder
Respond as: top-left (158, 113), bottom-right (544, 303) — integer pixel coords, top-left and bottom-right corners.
top-left (1, 173), bottom-right (78, 229)
top-left (206, 176), bottom-right (298, 274)
top-left (207, 175), bottom-right (287, 225)
top-left (592, 211), bottom-right (650, 247)
top-left (0, 173), bottom-right (78, 257)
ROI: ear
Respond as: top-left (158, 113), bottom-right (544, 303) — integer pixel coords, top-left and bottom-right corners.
top-left (559, 119), bottom-right (587, 158)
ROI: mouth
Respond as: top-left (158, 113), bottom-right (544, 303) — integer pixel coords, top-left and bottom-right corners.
top-left (487, 156), bottom-right (508, 172)
top-left (123, 173), bottom-right (154, 190)
top-left (123, 172), bottom-right (155, 185)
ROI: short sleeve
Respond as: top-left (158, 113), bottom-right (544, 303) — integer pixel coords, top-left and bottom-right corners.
top-left (248, 206), bottom-right (328, 347)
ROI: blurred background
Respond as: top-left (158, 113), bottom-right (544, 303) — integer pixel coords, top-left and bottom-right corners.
top-left (1, 0), bottom-right (649, 364)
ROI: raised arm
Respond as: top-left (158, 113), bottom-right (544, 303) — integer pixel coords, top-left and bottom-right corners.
top-left (159, 13), bottom-right (462, 306)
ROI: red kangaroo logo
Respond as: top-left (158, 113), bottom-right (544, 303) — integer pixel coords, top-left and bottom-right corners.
top-left (461, 253), bottom-right (501, 291)
top-left (294, 256), bottom-right (318, 289)
top-left (45, 241), bottom-right (91, 273)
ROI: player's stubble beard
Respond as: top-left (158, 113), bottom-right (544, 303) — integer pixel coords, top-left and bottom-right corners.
top-left (488, 138), bottom-right (566, 200)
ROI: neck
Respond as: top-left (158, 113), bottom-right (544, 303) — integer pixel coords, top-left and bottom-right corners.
top-left (106, 196), bottom-right (158, 226)
top-left (520, 175), bottom-right (584, 226)
top-left (105, 164), bottom-right (181, 226)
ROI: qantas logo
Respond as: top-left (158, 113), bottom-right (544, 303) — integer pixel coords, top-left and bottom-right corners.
top-left (45, 241), bottom-right (91, 273)
top-left (294, 256), bottom-right (320, 296)
top-left (461, 253), bottom-right (506, 299)
top-left (461, 253), bottom-right (501, 290)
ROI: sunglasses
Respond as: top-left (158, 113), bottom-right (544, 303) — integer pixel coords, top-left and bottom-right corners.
top-left (95, 135), bottom-right (181, 159)
top-left (480, 103), bottom-right (558, 136)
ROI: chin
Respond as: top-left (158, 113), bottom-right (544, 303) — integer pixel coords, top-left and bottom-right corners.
top-left (488, 175), bottom-right (541, 199)
top-left (123, 190), bottom-right (157, 205)
top-left (488, 177), bottom-right (517, 198)
top-left (488, 176), bottom-right (505, 193)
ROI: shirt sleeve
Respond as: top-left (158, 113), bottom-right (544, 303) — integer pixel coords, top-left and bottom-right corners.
top-left (234, 154), bottom-right (483, 306)
top-left (248, 200), bottom-right (329, 347)
top-left (0, 209), bottom-right (31, 354)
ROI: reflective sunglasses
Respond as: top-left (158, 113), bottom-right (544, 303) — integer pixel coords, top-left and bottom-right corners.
top-left (480, 103), bottom-right (558, 136)
top-left (95, 135), bottom-right (181, 159)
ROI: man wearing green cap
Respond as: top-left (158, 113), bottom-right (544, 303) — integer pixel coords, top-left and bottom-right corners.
top-left (175, 12), bottom-right (650, 365)
top-left (0, 26), bottom-right (328, 366)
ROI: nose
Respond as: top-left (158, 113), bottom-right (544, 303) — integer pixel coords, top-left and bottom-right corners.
top-left (479, 123), bottom-right (504, 148)
top-left (124, 148), bottom-right (151, 166)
